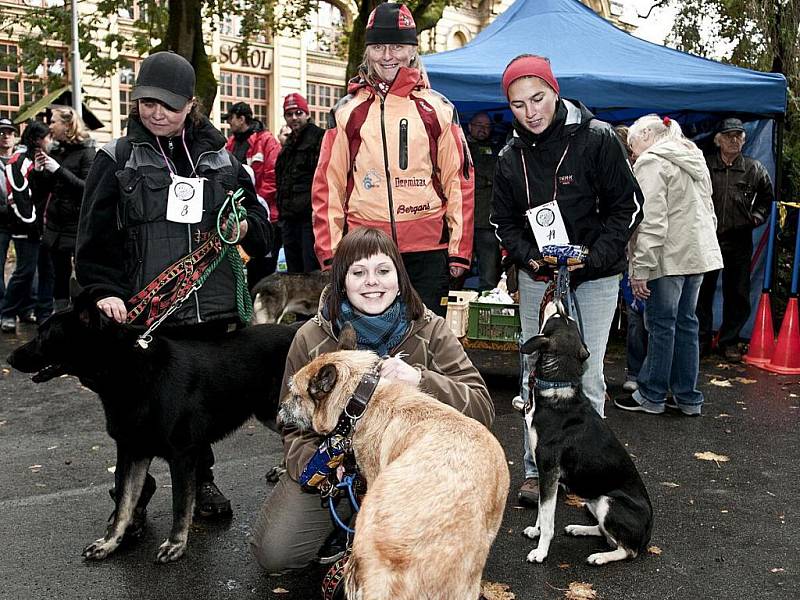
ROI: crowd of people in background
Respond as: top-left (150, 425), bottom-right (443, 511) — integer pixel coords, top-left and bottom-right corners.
top-left (0, 3), bottom-right (778, 587)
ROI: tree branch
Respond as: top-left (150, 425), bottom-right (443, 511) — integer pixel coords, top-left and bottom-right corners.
top-left (638, 0), bottom-right (670, 20)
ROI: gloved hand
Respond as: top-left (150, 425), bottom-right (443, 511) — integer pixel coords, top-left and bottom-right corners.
top-left (42, 155), bottom-right (60, 173)
top-left (541, 244), bottom-right (589, 267)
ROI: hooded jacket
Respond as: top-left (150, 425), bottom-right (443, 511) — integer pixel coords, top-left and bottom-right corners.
top-left (75, 115), bottom-right (269, 326)
top-left (225, 120), bottom-right (281, 222)
top-left (311, 67), bottom-right (474, 269)
top-left (630, 140), bottom-right (723, 281)
top-left (491, 99), bottom-right (643, 286)
top-left (279, 287), bottom-right (494, 482)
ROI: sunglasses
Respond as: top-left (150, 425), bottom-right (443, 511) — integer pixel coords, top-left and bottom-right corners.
top-left (284, 110), bottom-right (306, 118)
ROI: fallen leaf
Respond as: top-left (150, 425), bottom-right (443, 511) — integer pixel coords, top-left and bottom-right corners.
top-left (564, 494), bottom-right (585, 508)
top-left (91, 445), bottom-right (100, 451)
top-left (559, 563), bottom-right (571, 569)
top-left (28, 464), bottom-right (42, 470)
top-left (770, 568), bottom-right (785, 573)
top-left (481, 580), bottom-right (516, 600)
top-left (107, 466), bottom-right (116, 473)
top-left (271, 588), bottom-right (290, 594)
top-left (47, 445), bottom-right (58, 450)
top-left (721, 509), bottom-right (729, 513)
top-left (1, 368), bottom-right (8, 375)
top-left (0, 420), bottom-right (7, 427)
top-left (710, 379), bottom-right (732, 387)
top-left (715, 413), bottom-right (731, 418)
top-left (565, 582), bottom-right (597, 600)
top-left (715, 363), bottom-right (735, 369)
top-left (733, 377), bottom-right (757, 384)
top-left (789, 393), bottom-right (798, 398)
top-left (660, 481), bottom-right (680, 488)
top-left (647, 545), bottom-right (663, 555)
top-left (694, 451), bottom-right (730, 463)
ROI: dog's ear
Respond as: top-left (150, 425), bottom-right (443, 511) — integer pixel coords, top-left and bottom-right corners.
top-left (520, 334), bottom-right (550, 355)
top-left (338, 323), bottom-right (358, 351)
top-left (308, 363), bottom-right (338, 400)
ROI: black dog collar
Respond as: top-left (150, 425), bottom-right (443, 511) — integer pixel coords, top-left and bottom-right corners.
top-left (534, 379), bottom-right (575, 390)
top-left (331, 363), bottom-right (382, 438)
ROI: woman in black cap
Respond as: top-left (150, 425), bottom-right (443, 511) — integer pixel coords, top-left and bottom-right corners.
top-left (312, 2), bottom-right (474, 317)
top-left (75, 51), bottom-right (270, 530)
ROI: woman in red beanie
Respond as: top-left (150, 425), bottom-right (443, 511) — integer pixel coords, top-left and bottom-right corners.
top-left (491, 54), bottom-right (644, 504)
top-left (311, 2), bottom-right (474, 316)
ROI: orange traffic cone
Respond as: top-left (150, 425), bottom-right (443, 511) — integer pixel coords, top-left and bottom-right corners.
top-left (763, 297), bottom-right (800, 374)
top-left (744, 292), bottom-right (775, 366)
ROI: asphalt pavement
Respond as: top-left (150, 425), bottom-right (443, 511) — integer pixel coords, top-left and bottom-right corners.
top-left (0, 322), bottom-right (797, 600)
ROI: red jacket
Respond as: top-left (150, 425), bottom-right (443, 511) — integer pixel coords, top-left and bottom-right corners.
top-left (312, 67), bottom-right (474, 269)
top-left (226, 127), bottom-right (281, 222)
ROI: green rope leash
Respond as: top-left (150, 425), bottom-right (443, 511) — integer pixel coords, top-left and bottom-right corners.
top-left (202, 188), bottom-right (252, 324)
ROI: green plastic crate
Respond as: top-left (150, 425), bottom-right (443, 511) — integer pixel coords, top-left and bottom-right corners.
top-left (467, 302), bottom-right (521, 343)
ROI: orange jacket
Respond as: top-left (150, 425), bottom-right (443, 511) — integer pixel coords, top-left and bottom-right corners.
top-left (311, 67), bottom-right (474, 269)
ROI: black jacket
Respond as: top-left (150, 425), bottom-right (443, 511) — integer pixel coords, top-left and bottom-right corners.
top-left (42, 137), bottom-right (96, 250)
top-left (275, 122), bottom-right (324, 220)
top-left (467, 137), bottom-right (498, 230)
top-left (228, 119), bottom-right (265, 163)
top-left (491, 99), bottom-right (643, 286)
top-left (1, 150), bottom-right (48, 240)
top-left (706, 151), bottom-right (773, 236)
top-left (75, 115), bottom-right (269, 327)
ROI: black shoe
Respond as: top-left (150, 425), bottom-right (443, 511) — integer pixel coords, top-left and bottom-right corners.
top-left (19, 311), bottom-right (37, 324)
top-left (195, 480), bottom-right (233, 518)
top-left (517, 477), bottom-right (539, 505)
top-left (1, 317), bottom-right (16, 333)
top-left (721, 345), bottom-right (742, 362)
top-left (318, 526), bottom-right (349, 565)
top-left (614, 393), bottom-right (663, 414)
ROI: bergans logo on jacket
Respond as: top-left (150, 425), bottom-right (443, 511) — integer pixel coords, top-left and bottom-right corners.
top-left (311, 66), bottom-right (474, 269)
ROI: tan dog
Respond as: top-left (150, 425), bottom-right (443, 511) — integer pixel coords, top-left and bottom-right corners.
top-left (281, 350), bottom-right (509, 600)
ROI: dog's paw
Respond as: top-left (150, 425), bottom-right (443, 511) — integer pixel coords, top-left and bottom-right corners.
top-left (565, 524), bottom-right (601, 537)
top-left (523, 525), bottom-right (540, 540)
top-left (82, 535), bottom-right (122, 560)
top-left (526, 546), bottom-right (548, 564)
top-left (155, 538), bottom-right (187, 563)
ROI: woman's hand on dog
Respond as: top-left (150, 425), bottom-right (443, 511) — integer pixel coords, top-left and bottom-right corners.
top-left (631, 278), bottom-right (650, 301)
top-left (97, 296), bottom-right (128, 323)
top-left (380, 357), bottom-right (422, 386)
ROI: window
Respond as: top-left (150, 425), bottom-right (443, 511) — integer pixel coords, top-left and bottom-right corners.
top-left (218, 69), bottom-right (269, 136)
top-left (118, 59), bottom-right (138, 132)
top-left (305, 3), bottom-right (345, 55)
top-left (0, 43), bottom-right (63, 120)
top-left (306, 82), bottom-right (345, 128)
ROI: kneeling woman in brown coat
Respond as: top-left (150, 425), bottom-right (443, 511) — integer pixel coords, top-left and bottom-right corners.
top-left (250, 227), bottom-right (494, 572)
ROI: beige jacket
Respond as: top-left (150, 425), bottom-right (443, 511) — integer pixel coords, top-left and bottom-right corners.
top-left (631, 140), bottom-right (723, 281)
top-left (279, 293), bottom-right (494, 482)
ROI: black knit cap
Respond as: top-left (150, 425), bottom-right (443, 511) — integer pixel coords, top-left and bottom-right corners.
top-left (131, 52), bottom-right (195, 111)
top-left (365, 3), bottom-right (418, 46)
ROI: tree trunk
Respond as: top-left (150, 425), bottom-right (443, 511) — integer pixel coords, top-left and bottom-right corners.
top-left (159, 0), bottom-right (216, 113)
top-left (346, 0), bottom-right (379, 82)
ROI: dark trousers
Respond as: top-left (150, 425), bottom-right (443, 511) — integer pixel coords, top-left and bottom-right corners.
top-left (49, 245), bottom-right (74, 301)
top-left (247, 226), bottom-right (282, 292)
top-left (474, 228), bottom-right (501, 291)
top-left (402, 249), bottom-right (448, 317)
top-left (280, 218), bottom-right (319, 273)
top-left (696, 229), bottom-right (753, 349)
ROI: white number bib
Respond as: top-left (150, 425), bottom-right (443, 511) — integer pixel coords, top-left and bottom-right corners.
top-left (526, 200), bottom-right (570, 248)
top-left (166, 174), bottom-right (204, 224)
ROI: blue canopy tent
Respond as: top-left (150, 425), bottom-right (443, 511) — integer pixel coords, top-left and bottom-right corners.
top-left (425, 0), bottom-right (788, 337)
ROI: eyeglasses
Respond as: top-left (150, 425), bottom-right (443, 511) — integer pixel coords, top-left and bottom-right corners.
top-left (285, 110), bottom-right (306, 118)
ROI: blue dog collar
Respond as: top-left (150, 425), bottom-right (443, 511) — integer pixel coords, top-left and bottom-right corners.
top-left (534, 379), bottom-right (575, 391)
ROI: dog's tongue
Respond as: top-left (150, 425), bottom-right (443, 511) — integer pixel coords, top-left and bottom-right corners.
top-left (32, 364), bottom-right (66, 383)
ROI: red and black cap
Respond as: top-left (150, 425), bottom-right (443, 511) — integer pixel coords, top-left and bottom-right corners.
top-left (366, 3), bottom-right (418, 46)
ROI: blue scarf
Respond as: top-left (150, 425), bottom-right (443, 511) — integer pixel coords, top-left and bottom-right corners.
top-left (337, 298), bottom-right (409, 357)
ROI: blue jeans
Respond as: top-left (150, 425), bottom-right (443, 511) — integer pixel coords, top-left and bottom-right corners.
top-left (0, 232), bottom-right (11, 302)
top-left (626, 304), bottom-right (647, 382)
top-left (518, 270), bottom-right (619, 478)
top-left (633, 275), bottom-right (703, 414)
top-left (0, 238), bottom-right (53, 322)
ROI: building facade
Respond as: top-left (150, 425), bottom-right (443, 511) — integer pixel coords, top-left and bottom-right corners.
top-left (0, 0), bottom-right (632, 143)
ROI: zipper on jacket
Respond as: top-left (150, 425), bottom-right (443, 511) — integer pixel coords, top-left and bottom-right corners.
top-left (379, 98), bottom-right (398, 244)
top-left (399, 119), bottom-right (408, 170)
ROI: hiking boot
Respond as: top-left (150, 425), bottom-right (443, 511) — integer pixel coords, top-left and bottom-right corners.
top-left (1, 317), bottom-right (16, 333)
top-left (721, 345), bottom-right (742, 363)
top-left (517, 477), bottom-right (539, 505)
top-left (194, 480), bottom-right (233, 518)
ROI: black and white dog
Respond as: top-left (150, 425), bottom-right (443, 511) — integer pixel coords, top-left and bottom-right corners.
top-left (520, 300), bottom-right (653, 565)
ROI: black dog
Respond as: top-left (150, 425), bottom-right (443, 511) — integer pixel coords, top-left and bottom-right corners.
top-left (520, 300), bottom-right (653, 565)
top-left (8, 306), bottom-right (296, 563)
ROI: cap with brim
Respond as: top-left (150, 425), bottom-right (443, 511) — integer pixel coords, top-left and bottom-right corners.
top-left (0, 117), bottom-right (17, 133)
top-left (718, 118), bottom-right (745, 134)
top-left (131, 86), bottom-right (191, 112)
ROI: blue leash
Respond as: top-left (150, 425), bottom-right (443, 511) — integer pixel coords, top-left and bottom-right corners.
top-left (327, 474), bottom-right (360, 535)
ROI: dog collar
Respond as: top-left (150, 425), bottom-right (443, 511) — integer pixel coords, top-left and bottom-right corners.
top-left (534, 379), bottom-right (575, 390)
top-left (331, 361), bottom-right (382, 438)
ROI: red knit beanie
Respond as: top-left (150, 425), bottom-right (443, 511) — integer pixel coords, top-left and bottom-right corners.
top-left (501, 55), bottom-right (559, 98)
top-left (283, 93), bottom-right (309, 115)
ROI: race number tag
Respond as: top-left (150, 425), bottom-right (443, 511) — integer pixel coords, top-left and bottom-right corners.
top-left (526, 200), bottom-right (570, 248)
top-left (166, 174), bottom-right (204, 224)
